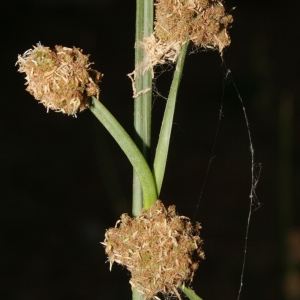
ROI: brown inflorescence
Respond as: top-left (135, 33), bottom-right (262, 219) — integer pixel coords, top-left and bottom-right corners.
top-left (102, 200), bottom-right (205, 299)
top-left (155, 0), bottom-right (233, 50)
top-left (16, 44), bottom-right (103, 115)
top-left (141, 0), bottom-right (233, 70)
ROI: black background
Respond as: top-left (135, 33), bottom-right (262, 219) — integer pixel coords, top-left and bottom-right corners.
top-left (1, 0), bottom-right (300, 299)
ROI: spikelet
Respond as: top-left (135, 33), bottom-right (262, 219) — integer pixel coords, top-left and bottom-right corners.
top-left (102, 201), bottom-right (205, 299)
top-left (16, 44), bottom-right (103, 115)
top-left (142, 0), bottom-right (233, 70)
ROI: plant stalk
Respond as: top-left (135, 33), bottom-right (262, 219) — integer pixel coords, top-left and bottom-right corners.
top-left (132, 2), bottom-right (154, 299)
top-left (89, 97), bottom-right (157, 210)
top-left (133, 0), bottom-right (154, 216)
top-left (153, 41), bottom-right (189, 196)
top-left (181, 285), bottom-right (204, 300)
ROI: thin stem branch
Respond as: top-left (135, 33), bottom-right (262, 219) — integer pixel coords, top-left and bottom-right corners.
top-left (153, 41), bottom-right (189, 196)
top-left (89, 97), bottom-right (157, 210)
top-left (181, 286), bottom-right (204, 300)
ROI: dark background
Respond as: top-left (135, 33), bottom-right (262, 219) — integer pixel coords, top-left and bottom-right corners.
top-left (1, 0), bottom-right (299, 299)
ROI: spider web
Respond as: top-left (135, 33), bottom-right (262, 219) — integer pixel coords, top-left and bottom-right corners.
top-left (150, 53), bottom-right (262, 299)
top-left (221, 59), bottom-right (262, 300)
top-left (191, 56), bottom-right (262, 299)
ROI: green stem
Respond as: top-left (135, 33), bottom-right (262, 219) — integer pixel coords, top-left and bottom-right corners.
top-left (133, 0), bottom-right (145, 218)
top-left (89, 97), bottom-right (157, 209)
top-left (181, 286), bottom-right (203, 300)
top-left (153, 41), bottom-right (189, 196)
top-left (133, 0), bottom-right (154, 216)
top-left (132, 1), bottom-right (154, 299)
top-left (132, 287), bottom-right (143, 300)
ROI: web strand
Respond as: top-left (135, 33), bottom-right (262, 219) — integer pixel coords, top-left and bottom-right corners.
top-left (192, 56), bottom-right (261, 299)
top-left (192, 85), bottom-right (225, 221)
top-left (152, 53), bottom-right (261, 299)
top-left (221, 59), bottom-right (261, 300)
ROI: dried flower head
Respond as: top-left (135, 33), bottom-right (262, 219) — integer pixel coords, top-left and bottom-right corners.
top-left (102, 200), bottom-right (205, 299)
top-left (16, 44), bottom-right (103, 115)
top-left (141, 0), bottom-right (233, 70)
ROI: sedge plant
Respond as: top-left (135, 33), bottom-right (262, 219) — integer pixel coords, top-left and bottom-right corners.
top-left (16, 1), bottom-right (233, 299)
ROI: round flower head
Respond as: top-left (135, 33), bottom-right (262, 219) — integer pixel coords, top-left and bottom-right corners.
top-left (155, 0), bottom-right (233, 50)
top-left (16, 44), bottom-right (103, 115)
top-left (140, 0), bottom-right (233, 71)
top-left (102, 200), bottom-right (205, 299)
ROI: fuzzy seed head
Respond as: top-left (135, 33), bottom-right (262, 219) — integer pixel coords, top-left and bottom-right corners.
top-left (141, 0), bottom-right (233, 70)
top-left (103, 200), bottom-right (205, 299)
top-left (16, 44), bottom-right (103, 115)
top-left (155, 0), bottom-right (233, 50)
